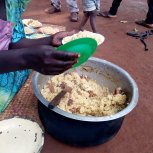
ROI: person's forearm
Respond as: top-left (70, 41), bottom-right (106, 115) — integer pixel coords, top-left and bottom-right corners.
top-left (9, 36), bottom-right (53, 49)
top-left (0, 49), bottom-right (27, 74)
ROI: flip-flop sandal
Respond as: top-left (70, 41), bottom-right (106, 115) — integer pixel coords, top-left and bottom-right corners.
top-left (136, 20), bottom-right (153, 28)
top-left (97, 11), bottom-right (117, 18)
top-left (127, 31), bottom-right (140, 38)
top-left (127, 30), bottom-right (153, 51)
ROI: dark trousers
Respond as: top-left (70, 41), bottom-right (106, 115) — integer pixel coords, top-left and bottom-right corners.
top-left (145, 0), bottom-right (153, 24)
top-left (108, 0), bottom-right (153, 24)
top-left (109, 0), bottom-right (122, 15)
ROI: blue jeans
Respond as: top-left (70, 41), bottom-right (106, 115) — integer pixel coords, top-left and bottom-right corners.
top-left (51, 0), bottom-right (79, 12)
top-left (109, 0), bottom-right (122, 15)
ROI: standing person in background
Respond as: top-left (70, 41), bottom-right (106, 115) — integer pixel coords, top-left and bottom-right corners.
top-left (79, 0), bottom-right (100, 33)
top-left (45, 0), bottom-right (79, 22)
top-left (97, 0), bottom-right (122, 18)
top-left (136, 0), bottom-right (153, 28)
top-left (97, 0), bottom-right (153, 28)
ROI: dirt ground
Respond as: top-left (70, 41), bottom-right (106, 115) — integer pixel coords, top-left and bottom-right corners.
top-left (23, 0), bottom-right (153, 153)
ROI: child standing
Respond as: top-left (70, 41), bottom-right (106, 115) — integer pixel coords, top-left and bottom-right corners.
top-left (79, 0), bottom-right (100, 33)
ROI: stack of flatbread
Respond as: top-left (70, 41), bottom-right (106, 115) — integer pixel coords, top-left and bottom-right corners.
top-left (38, 26), bottom-right (61, 35)
top-left (23, 18), bottom-right (66, 37)
top-left (22, 19), bottom-right (42, 28)
top-left (24, 27), bottom-right (35, 35)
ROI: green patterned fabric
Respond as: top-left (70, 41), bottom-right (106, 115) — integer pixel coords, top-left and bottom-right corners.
top-left (0, 0), bottom-right (30, 113)
top-left (6, 0), bottom-right (30, 42)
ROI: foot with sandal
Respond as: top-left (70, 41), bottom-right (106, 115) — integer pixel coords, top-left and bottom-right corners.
top-left (45, 4), bottom-right (61, 14)
top-left (45, 0), bottom-right (79, 22)
top-left (97, 11), bottom-right (117, 18)
top-left (97, 0), bottom-right (122, 18)
top-left (97, 0), bottom-right (153, 29)
top-left (136, 0), bottom-right (153, 28)
top-left (136, 20), bottom-right (153, 29)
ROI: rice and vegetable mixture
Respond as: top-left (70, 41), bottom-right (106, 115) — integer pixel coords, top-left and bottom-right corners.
top-left (41, 72), bottom-right (127, 117)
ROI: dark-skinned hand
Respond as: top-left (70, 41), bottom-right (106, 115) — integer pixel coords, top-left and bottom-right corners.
top-left (51, 30), bottom-right (79, 47)
top-left (25, 45), bottom-right (78, 75)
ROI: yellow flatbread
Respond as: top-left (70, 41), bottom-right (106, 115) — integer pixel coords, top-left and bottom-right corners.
top-left (24, 27), bottom-right (35, 35)
top-left (39, 26), bottom-right (61, 35)
top-left (22, 19), bottom-right (42, 28)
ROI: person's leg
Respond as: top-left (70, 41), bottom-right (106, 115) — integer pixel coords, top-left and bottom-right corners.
top-left (89, 0), bottom-right (99, 33)
top-left (81, 0), bottom-right (98, 32)
top-left (66, 0), bottom-right (79, 22)
top-left (45, 0), bottom-right (61, 14)
top-left (136, 0), bottom-right (153, 28)
top-left (89, 10), bottom-right (98, 33)
top-left (145, 0), bottom-right (153, 24)
top-left (79, 12), bottom-right (90, 31)
top-left (97, 0), bottom-right (122, 18)
top-left (109, 0), bottom-right (122, 15)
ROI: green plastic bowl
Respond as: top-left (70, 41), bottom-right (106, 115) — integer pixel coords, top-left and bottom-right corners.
top-left (56, 38), bottom-right (98, 68)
